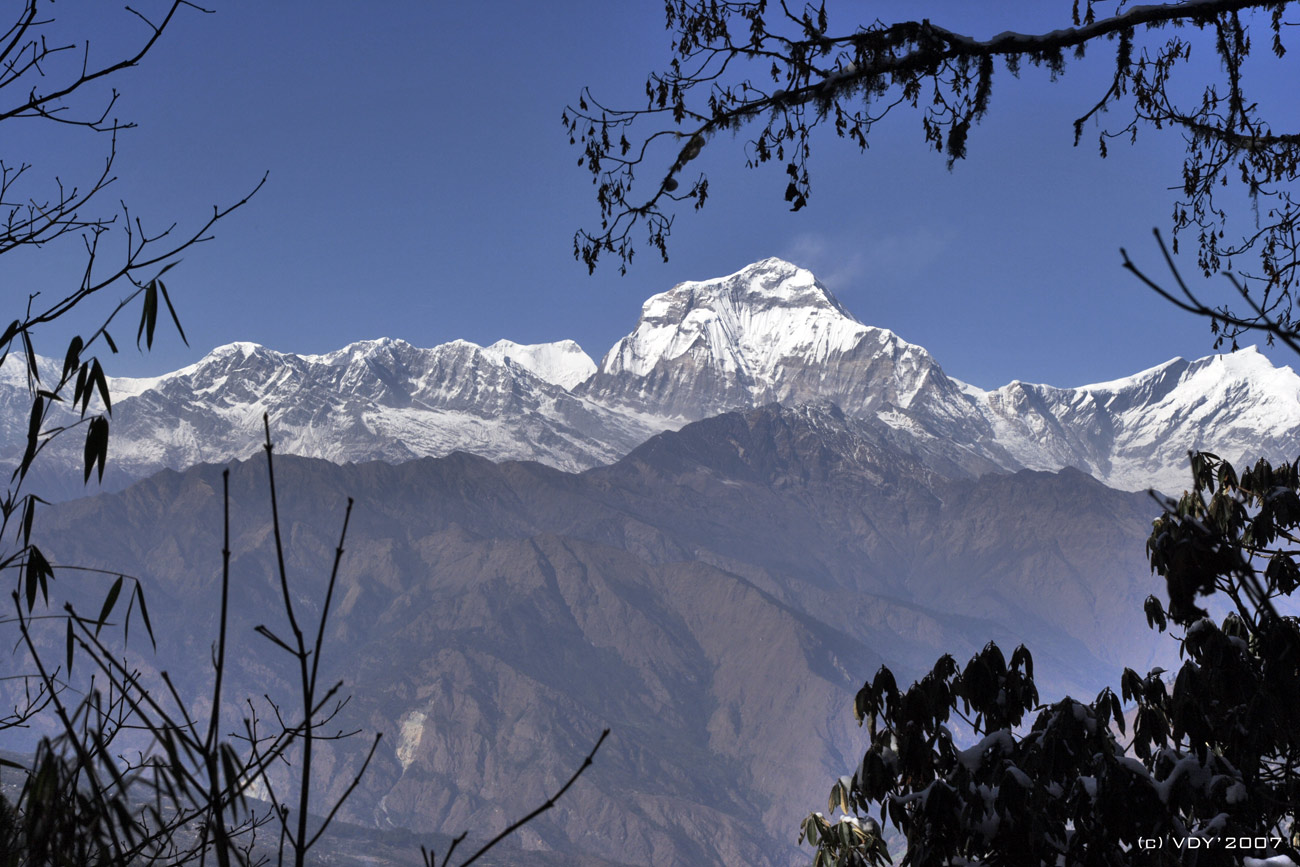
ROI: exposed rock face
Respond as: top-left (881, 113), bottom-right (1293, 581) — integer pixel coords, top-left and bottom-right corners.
top-left (9, 338), bottom-right (660, 499)
top-left (580, 259), bottom-right (972, 423)
top-left (970, 347), bottom-right (1300, 491)
top-left (6, 258), bottom-right (1300, 499)
top-left (10, 259), bottom-right (1297, 864)
top-left (32, 405), bottom-right (1167, 867)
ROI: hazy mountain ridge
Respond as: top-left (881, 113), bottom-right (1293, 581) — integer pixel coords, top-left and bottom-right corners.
top-left (7, 257), bottom-right (1300, 500)
top-left (7, 259), bottom-right (1294, 865)
top-left (29, 404), bottom-right (1168, 866)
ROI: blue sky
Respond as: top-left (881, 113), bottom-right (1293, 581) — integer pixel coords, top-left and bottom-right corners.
top-left (18, 1), bottom-right (1299, 389)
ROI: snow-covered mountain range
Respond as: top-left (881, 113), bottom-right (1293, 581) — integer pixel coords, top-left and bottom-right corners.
top-left (10, 257), bottom-right (1300, 497)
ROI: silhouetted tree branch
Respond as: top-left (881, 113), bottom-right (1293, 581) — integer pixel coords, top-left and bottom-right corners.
top-left (0, 2), bottom-right (269, 862)
top-left (570, 0), bottom-right (1300, 340)
top-left (1125, 228), bottom-right (1300, 357)
top-left (421, 728), bottom-right (610, 867)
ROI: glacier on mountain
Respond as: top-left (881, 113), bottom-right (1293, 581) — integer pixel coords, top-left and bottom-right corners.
top-left (480, 338), bottom-right (597, 390)
top-left (6, 257), bottom-right (1299, 498)
top-left (966, 346), bottom-right (1300, 491)
top-left (599, 257), bottom-right (867, 381)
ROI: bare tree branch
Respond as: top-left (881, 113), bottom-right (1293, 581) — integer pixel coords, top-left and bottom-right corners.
top-left (570, 0), bottom-right (1300, 337)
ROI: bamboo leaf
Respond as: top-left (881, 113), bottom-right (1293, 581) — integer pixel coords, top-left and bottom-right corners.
top-left (21, 495), bottom-right (36, 546)
top-left (92, 358), bottom-right (111, 414)
top-left (24, 393), bottom-right (43, 466)
top-left (96, 575), bottom-right (124, 638)
top-left (61, 335), bottom-right (83, 383)
top-left (25, 545), bottom-right (51, 610)
top-left (0, 319), bottom-right (20, 349)
top-left (74, 363), bottom-right (90, 414)
top-left (137, 281), bottom-right (158, 350)
top-left (84, 415), bottom-right (109, 484)
top-left (124, 579), bottom-right (135, 646)
top-left (21, 328), bottom-right (37, 385)
top-left (157, 280), bottom-right (188, 346)
top-left (135, 582), bottom-right (156, 650)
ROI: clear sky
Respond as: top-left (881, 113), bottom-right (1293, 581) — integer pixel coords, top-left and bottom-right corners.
top-left (16, 1), bottom-right (1300, 389)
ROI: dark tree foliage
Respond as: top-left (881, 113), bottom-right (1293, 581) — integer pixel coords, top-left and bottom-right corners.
top-left (570, 2), bottom-right (1300, 863)
top-left (0, 8), bottom-right (605, 865)
top-left (0, 0), bottom-right (265, 627)
top-left (569, 0), bottom-right (1300, 347)
top-left (0, 3), bottom-right (274, 863)
top-left (799, 449), bottom-right (1300, 866)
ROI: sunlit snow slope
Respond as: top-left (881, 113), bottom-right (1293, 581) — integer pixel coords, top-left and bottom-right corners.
top-left (6, 258), bottom-right (1299, 497)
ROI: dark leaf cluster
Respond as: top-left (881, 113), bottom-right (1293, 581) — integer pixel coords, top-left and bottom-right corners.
top-left (804, 449), bottom-right (1300, 865)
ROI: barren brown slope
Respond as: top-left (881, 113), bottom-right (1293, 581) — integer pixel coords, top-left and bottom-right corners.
top-left (30, 404), bottom-right (1167, 866)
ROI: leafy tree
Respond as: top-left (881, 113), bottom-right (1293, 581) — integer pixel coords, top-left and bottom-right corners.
top-left (0, 7), bottom-right (605, 865)
top-left (0, 3), bottom-right (284, 862)
top-left (568, 0), bottom-right (1299, 349)
top-left (570, 3), bottom-right (1300, 863)
top-left (797, 242), bottom-right (1300, 866)
top-left (797, 445), bottom-right (1300, 866)
top-left (0, 0), bottom-right (264, 634)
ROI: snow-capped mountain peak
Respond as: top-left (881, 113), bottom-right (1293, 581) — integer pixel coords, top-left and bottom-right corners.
top-left (580, 257), bottom-right (961, 424)
top-left (959, 343), bottom-right (1300, 492)
top-left (6, 257), bottom-right (1300, 500)
top-left (599, 257), bottom-right (867, 382)
top-left (481, 339), bottom-right (596, 390)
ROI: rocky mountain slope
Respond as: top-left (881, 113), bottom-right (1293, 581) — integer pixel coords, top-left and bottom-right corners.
top-left (7, 258), bottom-right (1299, 499)
top-left (29, 405), bottom-right (1170, 867)
top-left (578, 258), bottom-right (1300, 490)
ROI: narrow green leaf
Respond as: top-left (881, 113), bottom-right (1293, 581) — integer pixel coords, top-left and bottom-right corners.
top-left (26, 393), bottom-right (43, 452)
top-left (0, 319), bottom-right (20, 349)
top-left (96, 575), bottom-right (124, 637)
top-left (66, 617), bottom-right (74, 674)
top-left (21, 495), bottom-right (36, 546)
top-left (21, 328), bottom-right (37, 385)
top-left (25, 545), bottom-right (51, 610)
top-left (74, 363), bottom-right (90, 414)
top-left (123, 579), bottom-right (135, 646)
top-left (92, 359), bottom-right (111, 414)
top-left (103, 330), bottom-right (118, 354)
